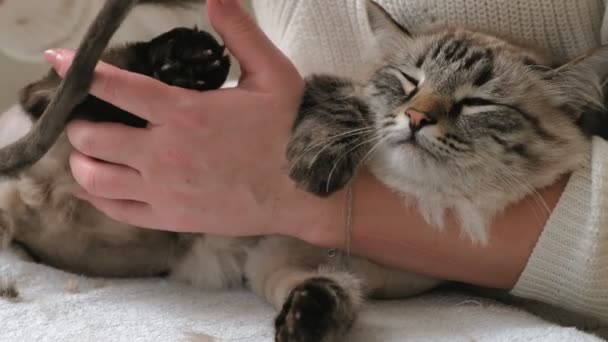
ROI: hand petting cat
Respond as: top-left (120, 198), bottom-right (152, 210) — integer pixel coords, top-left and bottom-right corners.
top-left (44, 0), bottom-right (328, 236)
top-left (42, 0), bottom-right (569, 293)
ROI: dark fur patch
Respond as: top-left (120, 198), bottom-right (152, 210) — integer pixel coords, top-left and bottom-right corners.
top-left (463, 51), bottom-right (486, 70)
top-left (577, 109), bottom-right (608, 140)
top-left (444, 40), bottom-right (469, 62)
top-left (430, 36), bottom-right (452, 60)
top-left (473, 64), bottom-right (494, 87)
top-left (0, 281), bottom-right (19, 300)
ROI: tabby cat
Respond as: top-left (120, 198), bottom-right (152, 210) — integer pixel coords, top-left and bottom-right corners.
top-left (1, 1), bottom-right (607, 342)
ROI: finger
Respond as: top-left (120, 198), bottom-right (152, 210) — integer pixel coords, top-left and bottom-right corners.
top-left (66, 120), bottom-right (148, 169)
top-left (206, 0), bottom-right (300, 87)
top-left (44, 49), bottom-right (180, 125)
top-left (77, 194), bottom-right (161, 229)
top-left (70, 151), bottom-right (144, 201)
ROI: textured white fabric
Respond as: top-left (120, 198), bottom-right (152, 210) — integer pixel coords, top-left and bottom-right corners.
top-left (512, 138), bottom-right (608, 323)
top-left (250, 0), bottom-right (608, 324)
top-left (0, 248), bottom-right (603, 342)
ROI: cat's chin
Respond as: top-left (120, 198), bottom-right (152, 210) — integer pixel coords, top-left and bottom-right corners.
top-left (368, 146), bottom-right (519, 244)
top-left (381, 142), bottom-right (428, 168)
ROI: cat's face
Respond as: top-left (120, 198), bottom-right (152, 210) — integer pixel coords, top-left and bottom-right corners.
top-left (366, 30), bottom-right (575, 178)
top-left (364, 1), bottom-right (607, 195)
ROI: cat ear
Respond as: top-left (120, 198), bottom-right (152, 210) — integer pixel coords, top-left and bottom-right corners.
top-left (365, 0), bottom-right (412, 42)
top-left (551, 45), bottom-right (608, 137)
top-left (552, 46), bottom-right (608, 110)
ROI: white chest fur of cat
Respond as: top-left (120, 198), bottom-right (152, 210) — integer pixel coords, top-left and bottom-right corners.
top-left (2, 1), bottom-right (608, 342)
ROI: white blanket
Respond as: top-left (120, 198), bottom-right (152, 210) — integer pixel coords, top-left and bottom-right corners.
top-left (1, 250), bottom-right (604, 342)
top-left (0, 105), bottom-right (605, 342)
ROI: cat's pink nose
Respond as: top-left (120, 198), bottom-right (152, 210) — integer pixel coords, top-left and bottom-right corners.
top-left (406, 109), bottom-right (436, 132)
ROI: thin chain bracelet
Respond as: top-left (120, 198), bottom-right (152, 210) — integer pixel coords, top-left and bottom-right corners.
top-left (327, 183), bottom-right (354, 271)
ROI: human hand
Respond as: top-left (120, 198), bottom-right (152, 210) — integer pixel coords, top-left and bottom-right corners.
top-left (44, 0), bottom-right (313, 235)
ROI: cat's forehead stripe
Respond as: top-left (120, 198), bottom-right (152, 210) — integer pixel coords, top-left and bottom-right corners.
top-left (461, 45), bottom-right (492, 65)
top-left (420, 34), bottom-right (495, 74)
top-left (429, 36), bottom-right (452, 60)
top-left (443, 39), bottom-right (470, 62)
top-left (473, 64), bottom-right (494, 87)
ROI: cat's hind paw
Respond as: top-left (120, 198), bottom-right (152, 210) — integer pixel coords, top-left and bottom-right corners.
top-left (0, 276), bottom-right (19, 302)
top-left (275, 277), bottom-right (356, 342)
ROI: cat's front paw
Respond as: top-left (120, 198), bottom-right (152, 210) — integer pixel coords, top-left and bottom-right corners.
top-left (275, 277), bottom-right (355, 342)
top-left (147, 27), bottom-right (230, 91)
top-left (286, 75), bottom-right (370, 197)
top-left (287, 136), bottom-right (359, 197)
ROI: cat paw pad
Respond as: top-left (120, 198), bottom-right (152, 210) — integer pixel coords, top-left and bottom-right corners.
top-left (148, 27), bottom-right (230, 91)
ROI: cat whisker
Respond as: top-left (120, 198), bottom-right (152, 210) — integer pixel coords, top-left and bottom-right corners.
top-left (306, 132), bottom-right (374, 169)
top-left (324, 134), bottom-right (385, 193)
top-left (287, 127), bottom-right (375, 176)
top-left (359, 134), bottom-right (390, 166)
top-left (287, 132), bottom-right (373, 177)
top-left (300, 127), bottom-right (374, 157)
top-left (473, 153), bottom-right (551, 223)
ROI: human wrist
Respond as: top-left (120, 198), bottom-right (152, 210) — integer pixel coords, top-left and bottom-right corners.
top-left (269, 173), bottom-right (347, 248)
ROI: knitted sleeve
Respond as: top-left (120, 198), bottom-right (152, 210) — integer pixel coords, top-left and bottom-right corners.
top-left (510, 3), bottom-right (608, 322)
top-left (511, 137), bottom-right (608, 323)
top-left (0, 0), bottom-right (206, 62)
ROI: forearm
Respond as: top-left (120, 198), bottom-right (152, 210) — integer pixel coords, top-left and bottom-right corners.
top-left (288, 170), bottom-right (567, 290)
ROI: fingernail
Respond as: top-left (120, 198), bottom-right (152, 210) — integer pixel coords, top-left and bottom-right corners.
top-left (43, 49), bottom-right (60, 64)
top-left (43, 48), bottom-right (73, 70)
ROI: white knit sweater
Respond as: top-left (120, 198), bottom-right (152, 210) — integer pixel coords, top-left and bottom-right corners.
top-left (0, 0), bottom-right (607, 324)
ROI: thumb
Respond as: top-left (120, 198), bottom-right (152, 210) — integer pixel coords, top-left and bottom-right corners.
top-left (206, 0), bottom-right (298, 88)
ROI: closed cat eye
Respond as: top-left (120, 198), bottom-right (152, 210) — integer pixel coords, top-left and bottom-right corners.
top-left (391, 68), bottom-right (419, 94)
top-left (459, 98), bottom-right (497, 107)
top-left (451, 97), bottom-right (499, 117)
top-left (398, 70), bottom-right (419, 86)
